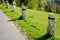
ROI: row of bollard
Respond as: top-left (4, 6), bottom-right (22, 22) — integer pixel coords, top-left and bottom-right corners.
top-left (1, 1), bottom-right (55, 37)
top-left (2, 1), bottom-right (15, 12)
top-left (6, 1), bottom-right (9, 8)
top-left (12, 2), bottom-right (15, 12)
top-left (2, 1), bottom-right (26, 20)
top-left (22, 6), bottom-right (55, 37)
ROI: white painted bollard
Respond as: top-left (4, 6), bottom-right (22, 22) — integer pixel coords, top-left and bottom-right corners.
top-left (2, 1), bottom-right (5, 5)
top-left (12, 2), bottom-right (15, 12)
top-left (6, 1), bottom-right (9, 8)
top-left (22, 6), bottom-right (26, 19)
top-left (0, 0), bottom-right (2, 4)
top-left (47, 13), bottom-right (55, 36)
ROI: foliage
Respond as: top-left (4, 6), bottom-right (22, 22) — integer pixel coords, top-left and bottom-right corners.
top-left (15, 0), bottom-right (46, 10)
top-left (56, 5), bottom-right (60, 14)
top-left (38, 0), bottom-right (46, 11)
top-left (45, 2), bottom-right (52, 12)
top-left (30, 0), bottom-right (38, 10)
top-left (16, 0), bottom-right (20, 6)
top-left (23, 0), bottom-right (28, 6)
top-left (51, 3), bottom-right (56, 13)
top-left (45, 2), bottom-right (60, 14)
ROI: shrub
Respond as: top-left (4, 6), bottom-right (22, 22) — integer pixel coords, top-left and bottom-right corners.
top-left (56, 5), bottom-right (60, 13)
top-left (45, 2), bottom-right (60, 14)
top-left (38, 0), bottom-right (46, 11)
top-left (45, 2), bottom-right (52, 12)
top-left (51, 3), bottom-right (56, 13)
top-left (30, 0), bottom-right (38, 10)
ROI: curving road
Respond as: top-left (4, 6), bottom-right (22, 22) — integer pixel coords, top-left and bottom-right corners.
top-left (0, 10), bottom-right (27, 40)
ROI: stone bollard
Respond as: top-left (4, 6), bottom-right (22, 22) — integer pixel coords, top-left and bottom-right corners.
top-left (12, 2), bottom-right (15, 12)
top-left (47, 13), bottom-right (55, 36)
top-left (2, 1), bottom-right (5, 5)
top-left (22, 6), bottom-right (26, 19)
top-left (0, 0), bottom-right (2, 4)
top-left (6, 1), bottom-right (9, 8)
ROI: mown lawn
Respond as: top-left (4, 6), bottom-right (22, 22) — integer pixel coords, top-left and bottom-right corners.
top-left (0, 4), bottom-right (60, 40)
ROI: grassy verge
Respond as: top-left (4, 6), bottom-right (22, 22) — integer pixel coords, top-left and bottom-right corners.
top-left (0, 4), bottom-right (60, 40)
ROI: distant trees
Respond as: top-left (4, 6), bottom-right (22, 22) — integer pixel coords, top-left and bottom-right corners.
top-left (16, 0), bottom-right (20, 6)
top-left (38, 0), bottom-right (46, 11)
top-left (0, 0), bottom-right (3, 4)
top-left (28, 0), bottom-right (31, 9)
top-left (56, 5), bottom-right (60, 13)
top-left (16, 0), bottom-right (46, 10)
top-left (2, 0), bottom-right (60, 13)
top-left (27, 0), bottom-right (46, 10)
top-left (8, 0), bottom-right (13, 4)
top-left (45, 2), bottom-right (60, 13)
top-left (45, 2), bottom-right (52, 12)
top-left (38, 0), bottom-right (40, 10)
top-left (51, 4), bottom-right (56, 13)
top-left (45, 2), bottom-right (57, 13)
top-left (16, 0), bottom-right (28, 6)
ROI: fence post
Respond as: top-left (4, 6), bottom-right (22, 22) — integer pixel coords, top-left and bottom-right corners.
top-left (12, 2), bottom-right (15, 12)
top-left (47, 13), bottom-right (55, 36)
top-left (22, 5), bottom-right (26, 20)
top-left (6, 1), bottom-right (9, 8)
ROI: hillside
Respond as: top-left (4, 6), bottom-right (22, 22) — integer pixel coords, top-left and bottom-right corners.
top-left (0, 4), bottom-right (60, 40)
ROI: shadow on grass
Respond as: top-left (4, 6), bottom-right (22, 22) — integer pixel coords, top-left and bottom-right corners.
top-left (8, 16), bottom-right (23, 21)
top-left (35, 34), bottom-right (54, 40)
top-left (11, 10), bottom-right (15, 12)
top-left (59, 18), bottom-right (60, 20)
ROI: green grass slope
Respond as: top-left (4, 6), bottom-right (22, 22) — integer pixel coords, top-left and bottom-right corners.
top-left (0, 4), bottom-right (60, 40)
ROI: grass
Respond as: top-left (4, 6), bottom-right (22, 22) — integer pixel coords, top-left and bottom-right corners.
top-left (0, 4), bottom-right (60, 40)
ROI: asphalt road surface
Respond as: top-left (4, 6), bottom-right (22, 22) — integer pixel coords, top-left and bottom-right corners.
top-left (0, 10), bottom-right (27, 40)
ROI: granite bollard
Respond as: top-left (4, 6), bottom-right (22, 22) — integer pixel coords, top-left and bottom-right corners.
top-left (47, 13), bottom-right (55, 36)
top-left (6, 1), bottom-right (9, 8)
top-left (2, 1), bottom-right (5, 5)
top-left (0, 0), bottom-right (2, 4)
top-left (12, 2), bottom-right (15, 12)
top-left (22, 6), bottom-right (26, 19)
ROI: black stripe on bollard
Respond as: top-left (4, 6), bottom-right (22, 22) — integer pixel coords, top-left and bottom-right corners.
top-left (48, 17), bottom-right (55, 20)
top-left (12, 3), bottom-right (15, 5)
top-left (12, 4), bottom-right (15, 5)
top-left (22, 9), bottom-right (26, 10)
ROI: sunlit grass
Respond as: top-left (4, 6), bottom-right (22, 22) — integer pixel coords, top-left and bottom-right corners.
top-left (0, 4), bottom-right (60, 40)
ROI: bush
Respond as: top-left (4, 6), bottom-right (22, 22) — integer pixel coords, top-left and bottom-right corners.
top-left (16, 0), bottom-right (20, 6)
top-left (56, 5), bottom-right (60, 13)
top-left (30, 0), bottom-right (38, 10)
top-left (45, 2), bottom-right (52, 12)
top-left (16, 0), bottom-right (46, 10)
top-left (45, 2), bottom-right (60, 14)
top-left (51, 3), bottom-right (56, 13)
top-left (38, 0), bottom-right (46, 11)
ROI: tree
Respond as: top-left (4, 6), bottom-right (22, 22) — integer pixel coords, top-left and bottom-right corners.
top-left (38, 0), bottom-right (41, 10)
top-left (51, 3), bottom-right (56, 13)
top-left (45, 2), bottom-right (52, 12)
top-left (28, 0), bottom-right (31, 9)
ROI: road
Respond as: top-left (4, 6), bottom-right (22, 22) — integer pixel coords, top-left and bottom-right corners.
top-left (0, 10), bottom-right (27, 40)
